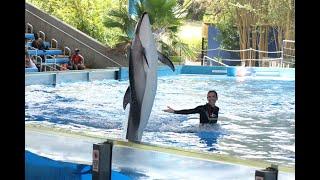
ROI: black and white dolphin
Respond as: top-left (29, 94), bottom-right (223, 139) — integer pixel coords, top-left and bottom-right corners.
top-left (123, 12), bottom-right (175, 142)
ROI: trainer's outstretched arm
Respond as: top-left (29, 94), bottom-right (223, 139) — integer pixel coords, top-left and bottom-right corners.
top-left (163, 106), bottom-right (175, 113)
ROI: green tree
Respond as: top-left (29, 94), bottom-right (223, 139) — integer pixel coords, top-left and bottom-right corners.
top-left (103, 0), bottom-right (195, 62)
top-left (204, 0), bottom-right (294, 66)
top-left (102, 0), bottom-right (136, 44)
top-left (185, 0), bottom-right (211, 21)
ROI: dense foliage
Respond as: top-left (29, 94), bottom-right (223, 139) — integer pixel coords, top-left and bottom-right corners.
top-left (103, 0), bottom-right (195, 62)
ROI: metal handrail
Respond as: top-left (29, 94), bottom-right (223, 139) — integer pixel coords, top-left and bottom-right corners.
top-left (51, 39), bottom-right (58, 49)
top-left (31, 55), bottom-right (42, 68)
top-left (39, 31), bottom-right (46, 41)
top-left (27, 46), bottom-right (37, 50)
top-left (42, 64), bottom-right (60, 72)
top-left (44, 55), bottom-right (57, 72)
top-left (25, 23), bottom-right (33, 33)
top-left (64, 46), bottom-right (71, 57)
top-left (203, 56), bottom-right (229, 67)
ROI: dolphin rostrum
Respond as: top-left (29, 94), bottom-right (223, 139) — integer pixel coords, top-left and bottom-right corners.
top-left (123, 12), bottom-right (175, 142)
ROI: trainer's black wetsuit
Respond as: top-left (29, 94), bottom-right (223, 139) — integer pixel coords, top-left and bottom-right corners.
top-left (173, 103), bottom-right (219, 124)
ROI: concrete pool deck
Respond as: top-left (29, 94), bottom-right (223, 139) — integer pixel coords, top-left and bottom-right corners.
top-left (25, 126), bottom-right (295, 180)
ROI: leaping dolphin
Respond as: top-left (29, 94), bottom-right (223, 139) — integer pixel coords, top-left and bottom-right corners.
top-left (123, 12), bottom-right (175, 142)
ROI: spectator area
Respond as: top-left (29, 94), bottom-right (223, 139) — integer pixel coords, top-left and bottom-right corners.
top-left (25, 25), bottom-right (73, 72)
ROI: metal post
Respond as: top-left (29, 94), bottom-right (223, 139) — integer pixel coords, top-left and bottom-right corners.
top-left (249, 48), bottom-right (252, 67)
top-left (180, 47), bottom-right (182, 65)
top-left (92, 140), bottom-right (113, 180)
top-left (201, 37), bottom-right (205, 66)
top-left (281, 41), bottom-right (284, 68)
top-left (26, 23), bottom-right (33, 33)
top-left (255, 164), bottom-right (278, 180)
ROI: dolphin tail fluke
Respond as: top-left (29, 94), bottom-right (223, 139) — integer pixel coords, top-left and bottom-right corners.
top-left (157, 51), bottom-right (175, 72)
top-left (123, 86), bottom-right (131, 110)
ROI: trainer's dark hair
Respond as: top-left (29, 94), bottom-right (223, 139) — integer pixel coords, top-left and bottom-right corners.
top-left (207, 90), bottom-right (218, 98)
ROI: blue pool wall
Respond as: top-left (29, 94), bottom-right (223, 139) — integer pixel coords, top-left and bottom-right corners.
top-left (25, 150), bottom-right (130, 180)
top-left (25, 65), bottom-right (295, 85)
top-left (25, 69), bottom-right (117, 85)
top-left (118, 65), bottom-right (294, 81)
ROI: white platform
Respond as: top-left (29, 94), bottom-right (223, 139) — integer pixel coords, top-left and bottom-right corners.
top-left (25, 128), bottom-right (294, 180)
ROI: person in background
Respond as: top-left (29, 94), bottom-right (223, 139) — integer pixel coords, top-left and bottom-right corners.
top-left (31, 33), bottom-right (47, 62)
top-left (69, 48), bottom-right (85, 70)
top-left (163, 90), bottom-right (219, 124)
top-left (31, 33), bottom-right (46, 50)
top-left (25, 48), bottom-right (37, 69)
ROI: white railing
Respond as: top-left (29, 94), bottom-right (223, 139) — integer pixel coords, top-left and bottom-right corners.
top-left (201, 40), bottom-right (295, 68)
top-left (281, 40), bottom-right (295, 68)
top-left (203, 56), bottom-right (229, 67)
top-left (202, 48), bottom-right (283, 67)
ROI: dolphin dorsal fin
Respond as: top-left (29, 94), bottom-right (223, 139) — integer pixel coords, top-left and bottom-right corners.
top-left (157, 51), bottom-right (175, 71)
top-left (123, 86), bottom-right (131, 110)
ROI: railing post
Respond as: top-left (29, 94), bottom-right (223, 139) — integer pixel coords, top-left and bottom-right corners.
top-left (39, 31), bottom-right (46, 41)
top-left (92, 140), bottom-right (113, 180)
top-left (281, 41), bottom-right (284, 68)
top-left (51, 39), bottom-right (58, 49)
top-left (201, 37), bottom-right (205, 66)
top-left (64, 46), bottom-right (71, 56)
top-left (249, 48), bottom-right (252, 67)
top-left (26, 23), bottom-right (33, 33)
top-left (255, 164), bottom-right (278, 180)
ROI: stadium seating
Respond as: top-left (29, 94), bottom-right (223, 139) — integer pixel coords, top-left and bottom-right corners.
top-left (25, 25), bottom-right (72, 72)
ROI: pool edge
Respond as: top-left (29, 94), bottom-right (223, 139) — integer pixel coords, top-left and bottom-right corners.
top-left (25, 124), bottom-right (295, 173)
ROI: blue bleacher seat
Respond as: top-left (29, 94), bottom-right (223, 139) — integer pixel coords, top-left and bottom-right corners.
top-left (45, 57), bottom-right (69, 64)
top-left (28, 49), bottom-right (63, 56)
top-left (25, 33), bottom-right (35, 40)
top-left (25, 67), bottom-right (39, 72)
top-left (26, 41), bottom-right (51, 49)
top-left (26, 42), bottom-right (32, 47)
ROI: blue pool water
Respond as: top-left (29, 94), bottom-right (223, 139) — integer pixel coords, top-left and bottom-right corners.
top-left (25, 74), bottom-right (295, 166)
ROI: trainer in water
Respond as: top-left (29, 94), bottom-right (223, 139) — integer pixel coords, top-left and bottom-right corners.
top-left (123, 12), bottom-right (175, 142)
top-left (163, 90), bottom-right (219, 124)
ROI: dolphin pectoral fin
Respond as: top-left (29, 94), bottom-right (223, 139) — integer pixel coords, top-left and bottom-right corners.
top-left (157, 51), bottom-right (175, 71)
top-left (123, 86), bottom-right (131, 110)
top-left (142, 47), bottom-right (150, 68)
